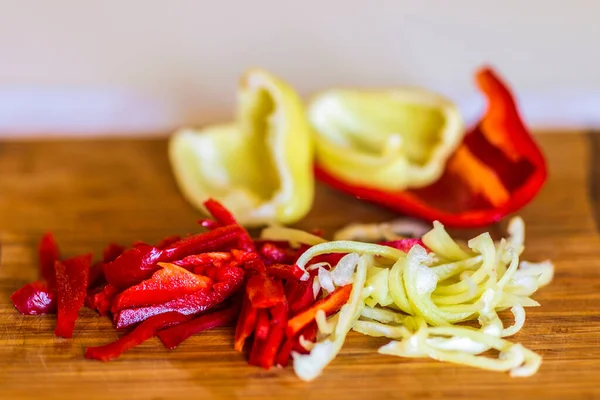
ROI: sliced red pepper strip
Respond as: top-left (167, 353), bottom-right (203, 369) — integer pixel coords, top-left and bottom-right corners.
top-left (259, 242), bottom-right (298, 265)
top-left (276, 321), bottom-right (318, 367)
top-left (102, 243), bottom-right (126, 264)
top-left (246, 271), bottom-right (285, 309)
top-left (11, 281), bottom-right (57, 315)
top-left (266, 263), bottom-right (305, 281)
top-left (111, 263), bottom-right (213, 312)
top-left (113, 265), bottom-right (244, 329)
top-left (250, 301), bottom-right (289, 369)
top-left (85, 284), bottom-right (118, 316)
top-left (379, 238), bottom-right (428, 253)
top-left (285, 279), bottom-right (315, 315)
top-left (85, 312), bottom-right (188, 361)
top-left (254, 309), bottom-right (271, 341)
top-left (155, 235), bottom-right (182, 249)
top-left (103, 244), bottom-right (163, 291)
top-left (39, 232), bottom-right (60, 288)
top-left (198, 218), bottom-right (221, 230)
top-left (173, 252), bottom-right (233, 269)
top-left (291, 322), bottom-right (318, 355)
top-left (203, 198), bottom-right (256, 252)
top-left (315, 67), bottom-right (547, 228)
top-left (157, 300), bottom-right (241, 349)
top-left (286, 284), bottom-right (352, 338)
top-left (54, 253), bottom-right (92, 338)
top-left (160, 224), bottom-right (243, 261)
top-left (234, 294), bottom-right (258, 352)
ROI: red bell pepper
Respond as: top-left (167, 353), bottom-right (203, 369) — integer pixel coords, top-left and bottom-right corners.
top-left (155, 235), bottom-right (182, 249)
top-left (39, 232), bottom-right (60, 288)
top-left (112, 263), bottom-right (212, 311)
top-left (275, 321), bottom-right (318, 367)
top-left (103, 243), bottom-right (126, 263)
top-left (379, 238), bottom-right (427, 253)
top-left (249, 301), bottom-right (288, 369)
top-left (85, 311), bottom-right (188, 361)
top-left (173, 252), bottom-right (233, 269)
top-left (254, 309), bottom-right (271, 341)
top-left (285, 279), bottom-right (315, 315)
top-left (85, 284), bottom-right (118, 316)
top-left (245, 271), bottom-right (286, 309)
top-left (157, 300), bottom-right (241, 349)
top-left (265, 263), bottom-right (305, 281)
top-left (286, 284), bottom-right (352, 338)
top-left (315, 67), bottom-right (547, 228)
top-left (113, 264), bottom-right (244, 329)
top-left (11, 281), bottom-right (57, 315)
top-left (203, 198), bottom-right (256, 252)
top-left (103, 244), bottom-right (163, 291)
top-left (54, 253), bottom-right (92, 338)
top-left (160, 224), bottom-right (244, 261)
top-left (234, 294), bottom-right (258, 352)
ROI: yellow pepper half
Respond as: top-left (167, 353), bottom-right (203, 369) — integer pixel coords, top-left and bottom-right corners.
top-left (308, 88), bottom-right (465, 190)
top-left (169, 69), bottom-right (314, 226)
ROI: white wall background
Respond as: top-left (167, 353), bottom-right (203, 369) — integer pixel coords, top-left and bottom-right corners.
top-left (0, 0), bottom-right (599, 136)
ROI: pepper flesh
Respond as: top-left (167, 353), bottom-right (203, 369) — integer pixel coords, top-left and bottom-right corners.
top-left (112, 263), bottom-right (212, 311)
top-left (286, 284), bottom-right (352, 338)
top-left (157, 300), bottom-right (241, 349)
top-left (308, 86), bottom-right (465, 191)
top-left (113, 264), bottom-right (244, 329)
top-left (168, 69), bottom-right (314, 227)
top-left (314, 67), bottom-right (547, 228)
top-left (85, 312), bottom-right (188, 361)
top-left (54, 253), bottom-right (92, 338)
top-left (39, 232), bottom-right (60, 288)
top-left (10, 281), bottom-right (57, 315)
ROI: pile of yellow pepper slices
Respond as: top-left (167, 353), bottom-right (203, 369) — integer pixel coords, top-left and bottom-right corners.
top-left (169, 67), bottom-right (546, 228)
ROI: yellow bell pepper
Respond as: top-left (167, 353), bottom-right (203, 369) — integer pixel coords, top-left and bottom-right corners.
top-left (308, 88), bottom-right (465, 190)
top-left (169, 69), bottom-right (314, 226)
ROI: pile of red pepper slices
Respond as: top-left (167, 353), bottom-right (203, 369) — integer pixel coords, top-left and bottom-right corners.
top-left (12, 199), bottom-right (400, 368)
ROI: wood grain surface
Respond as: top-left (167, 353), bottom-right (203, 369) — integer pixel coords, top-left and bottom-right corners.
top-left (0, 133), bottom-right (599, 400)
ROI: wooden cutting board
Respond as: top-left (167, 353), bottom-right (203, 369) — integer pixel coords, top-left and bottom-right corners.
top-left (1, 132), bottom-right (599, 400)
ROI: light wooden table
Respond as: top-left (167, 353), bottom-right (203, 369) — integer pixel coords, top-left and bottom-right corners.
top-left (0, 132), bottom-right (599, 400)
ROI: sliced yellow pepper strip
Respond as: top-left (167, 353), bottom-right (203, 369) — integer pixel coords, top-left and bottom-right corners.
top-left (308, 88), bottom-right (465, 190)
top-left (169, 69), bottom-right (314, 226)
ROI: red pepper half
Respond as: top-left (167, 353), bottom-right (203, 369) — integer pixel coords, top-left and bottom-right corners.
top-left (10, 281), bottom-right (57, 315)
top-left (85, 312), bottom-right (188, 361)
top-left (315, 67), bottom-right (547, 228)
top-left (54, 253), bottom-right (92, 338)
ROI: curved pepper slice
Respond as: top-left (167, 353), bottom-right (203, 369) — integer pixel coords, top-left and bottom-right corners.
top-left (169, 69), bottom-right (314, 227)
top-left (10, 281), bottom-right (57, 315)
top-left (314, 67), bottom-right (547, 228)
top-left (309, 85), bottom-right (464, 190)
top-left (113, 263), bottom-right (244, 329)
top-left (111, 263), bottom-right (213, 311)
top-left (157, 300), bottom-right (241, 350)
top-left (85, 312), bottom-right (189, 361)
